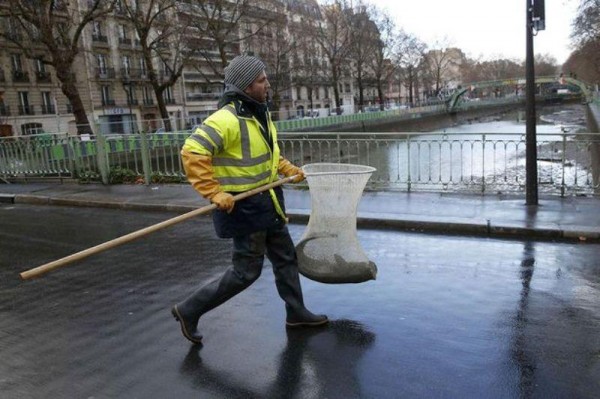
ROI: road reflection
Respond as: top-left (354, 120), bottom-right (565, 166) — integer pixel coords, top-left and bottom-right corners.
top-left (180, 319), bottom-right (376, 399)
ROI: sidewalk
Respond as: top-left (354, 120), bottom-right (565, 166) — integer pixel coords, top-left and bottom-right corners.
top-left (1, 182), bottom-right (600, 242)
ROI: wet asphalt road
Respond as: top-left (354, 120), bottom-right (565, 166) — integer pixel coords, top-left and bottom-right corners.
top-left (1, 204), bottom-right (599, 399)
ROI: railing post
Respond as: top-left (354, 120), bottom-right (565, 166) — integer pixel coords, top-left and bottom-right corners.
top-left (481, 134), bottom-right (486, 193)
top-left (140, 131), bottom-right (152, 185)
top-left (561, 131), bottom-right (566, 197)
top-left (95, 126), bottom-right (109, 185)
top-left (407, 134), bottom-right (412, 192)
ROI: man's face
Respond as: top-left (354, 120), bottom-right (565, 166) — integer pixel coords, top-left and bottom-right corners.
top-left (244, 71), bottom-right (270, 103)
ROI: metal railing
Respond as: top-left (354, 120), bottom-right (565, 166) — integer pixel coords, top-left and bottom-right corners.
top-left (1, 131), bottom-right (598, 196)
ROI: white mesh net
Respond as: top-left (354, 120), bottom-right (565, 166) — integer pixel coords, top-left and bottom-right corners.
top-left (296, 163), bottom-right (377, 284)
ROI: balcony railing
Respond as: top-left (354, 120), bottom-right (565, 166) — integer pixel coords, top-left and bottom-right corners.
top-left (118, 37), bottom-right (132, 46)
top-left (186, 93), bottom-right (222, 101)
top-left (164, 98), bottom-right (176, 105)
top-left (143, 98), bottom-right (154, 106)
top-left (102, 99), bottom-right (116, 106)
top-left (92, 34), bottom-right (109, 43)
top-left (96, 68), bottom-right (116, 79)
top-left (121, 68), bottom-right (148, 80)
top-left (0, 105), bottom-right (10, 116)
top-left (36, 71), bottom-right (52, 83)
top-left (18, 105), bottom-right (35, 115)
top-left (41, 104), bottom-right (56, 114)
top-left (13, 70), bottom-right (30, 83)
top-left (127, 99), bottom-right (139, 106)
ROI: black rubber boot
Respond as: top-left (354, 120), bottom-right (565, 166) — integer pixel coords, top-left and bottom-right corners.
top-left (285, 306), bottom-right (329, 328)
top-left (172, 263), bottom-right (263, 344)
top-left (171, 305), bottom-right (203, 344)
top-left (267, 227), bottom-right (328, 328)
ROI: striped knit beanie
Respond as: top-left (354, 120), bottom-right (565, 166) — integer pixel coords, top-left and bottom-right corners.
top-left (224, 55), bottom-right (266, 91)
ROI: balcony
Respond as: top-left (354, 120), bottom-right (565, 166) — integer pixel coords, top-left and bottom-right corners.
top-left (41, 104), bottom-right (56, 114)
top-left (186, 93), bottom-right (222, 101)
top-left (36, 71), bottom-right (52, 84)
top-left (13, 70), bottom-right (30, 83)
top-left (0, 105), bottom-right (10, 116)
top-left (96, 68), bottom-right (116, 79)
top-left (121, 68), bottom-right (148, 80)
top-left (118, 37), bottom-right (132, 46)
top-left (164, 98), bottom-right (176, 105)
top-left (18, 105), bottom-right (35, 115)
top-left (92, 34), bottom-right (109, 44)
top-left (127, 99), bottom-right (139, 106)
top-left (102, 99), bottom-right (116, 106)
top-left (143, 98), bottom-right (154, 106)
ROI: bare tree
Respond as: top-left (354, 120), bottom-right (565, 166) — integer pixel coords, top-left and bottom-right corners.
top-left (186, 0), bottom-right (278, 85)
top-left (0, 0), bottom-right (116, 134)
top-left (394, 32), bottom-right (426, 106)
top-left (121, 0), bottom-right (192, 131)
top-left (369, 9), bottom-right (397, 110)
top-left (249, 13), bottom-right (295, 118)
top-left (346, 2), bottom-right (379, 111)
top-left (310, 0), bottom-right (353, 114)
top-left (421, 39), bottom-right (463, 97)
top-left (572, 0), bottom-right (600, 47)
top-left (565, 0), bottom-right (600, 84)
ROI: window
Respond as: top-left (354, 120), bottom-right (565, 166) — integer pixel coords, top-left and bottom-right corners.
top-left (163, 86), bottom-right (173, 103)
top-left (139, 58), bottom-right (147, 76)
top-left (118, 25), bottom-right (130, 44)
top-left (122, 56), bottom-right (131, 76)
top-left (18, 91), bottom-right (31, 115)
top-left (92, 21), bottom-right (102, 37)
top-left (101, 85), bottom-right (113, 105)
top-left (41, 91), bottom-right (53, 114)
top-left (11, 54), bottom-right (23, 71)
top-left (143, 86), bottom-right (153, 105)
top-left (36, 58), bottom-right (46, 73)
top-left (97, 54), bottom-right (107, 73)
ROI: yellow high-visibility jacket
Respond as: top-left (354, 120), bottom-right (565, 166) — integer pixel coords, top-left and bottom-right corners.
top-left (183, 102), bottom-right (280, 193)
top-left (182, 100), bottom-right (288, 237)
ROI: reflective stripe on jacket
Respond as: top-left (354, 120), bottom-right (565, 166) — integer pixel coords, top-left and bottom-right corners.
top-left (182, 103), bottom-right (280, 193)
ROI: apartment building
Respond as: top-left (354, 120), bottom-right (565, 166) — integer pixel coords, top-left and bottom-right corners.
top-left (0, 0), bottom-right (372, 137)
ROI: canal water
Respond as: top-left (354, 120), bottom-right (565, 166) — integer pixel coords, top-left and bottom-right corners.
top-left (375, 103), bottom-right (592, 193)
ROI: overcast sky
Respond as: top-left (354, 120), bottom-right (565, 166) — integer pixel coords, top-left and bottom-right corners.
top-left (368, 0), bottom-right (579, 64)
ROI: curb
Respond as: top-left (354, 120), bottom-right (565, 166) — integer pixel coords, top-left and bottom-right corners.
top-left (11, 193), bottom-right (600, 243)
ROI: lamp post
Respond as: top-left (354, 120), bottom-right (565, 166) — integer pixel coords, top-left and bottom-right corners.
top-left (525, 0), bottom-right (545, 205)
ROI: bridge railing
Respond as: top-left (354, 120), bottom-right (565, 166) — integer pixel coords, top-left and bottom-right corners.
top-left (1, 131), bottom-right (598, 196)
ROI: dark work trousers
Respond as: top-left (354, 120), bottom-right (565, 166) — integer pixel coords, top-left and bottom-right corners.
top-left (177, 224), bottom-right (306, 324)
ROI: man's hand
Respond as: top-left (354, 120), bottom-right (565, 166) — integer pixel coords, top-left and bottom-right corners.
top-left (211, 192), bottom-right (235, 213)
top-left (291, 169), bottom-right (305, 183)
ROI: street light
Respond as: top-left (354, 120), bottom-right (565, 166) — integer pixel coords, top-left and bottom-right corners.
top-left (525, 0), bottom-right (545, 205)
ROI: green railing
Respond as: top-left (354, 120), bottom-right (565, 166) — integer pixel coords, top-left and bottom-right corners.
top-left (2, 131), bottom-right (599, 196)
top-left (273, 104), bottom-right (446, 132)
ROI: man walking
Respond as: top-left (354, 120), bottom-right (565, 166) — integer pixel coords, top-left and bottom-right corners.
top-left (172, 55), bottom-right (328, 344)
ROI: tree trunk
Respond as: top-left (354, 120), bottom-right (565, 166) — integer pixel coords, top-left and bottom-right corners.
top-left (56, 69), bottom-right (92, 135)
top-left (154, 87), bottom-right (172, 132)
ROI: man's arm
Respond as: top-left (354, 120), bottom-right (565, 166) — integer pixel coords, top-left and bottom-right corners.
top-left (181, 149), bottom-right (234, 212)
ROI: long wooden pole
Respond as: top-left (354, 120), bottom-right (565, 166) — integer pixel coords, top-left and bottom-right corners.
top-left (20, 176), bottom-right (297, 280)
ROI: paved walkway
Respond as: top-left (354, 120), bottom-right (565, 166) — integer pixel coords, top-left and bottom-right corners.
top-left (1, 182), bottom-right (600, 241)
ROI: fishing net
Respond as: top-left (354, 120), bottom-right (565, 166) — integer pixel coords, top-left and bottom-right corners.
top-left (296, 163), bottom-right (377, 284)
